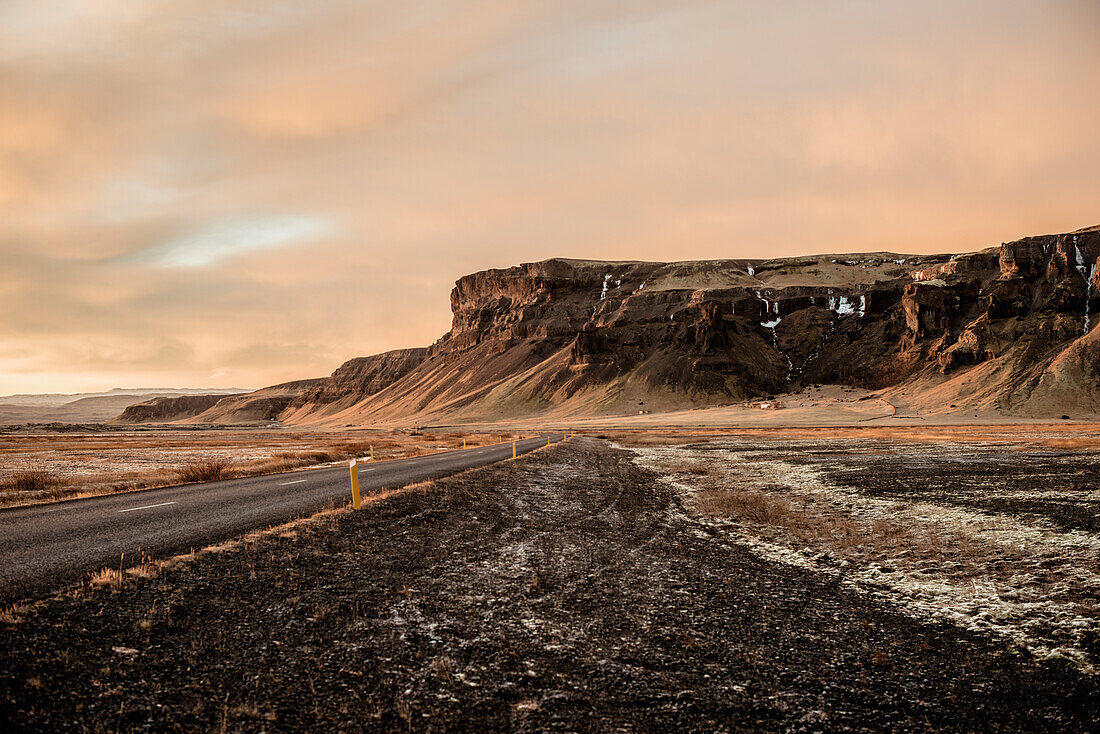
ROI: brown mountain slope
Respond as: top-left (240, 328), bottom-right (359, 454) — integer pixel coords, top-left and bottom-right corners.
top-left (282, 225), bottom-right (1100, 426)
top-left (114, 394), bottom-right (229, 424)
top-left (280, 350), bottom-right (426, 424)
top-left (113, 380), bottom-right (323, 424)
top-left (182, 379), bottom-right (324, 424)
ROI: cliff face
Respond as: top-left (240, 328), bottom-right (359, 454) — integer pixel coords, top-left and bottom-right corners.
top-left (182, 379), bottom-right (324, 424)
top-left (282, 225), bottom-right (1100, 425)
top-left (114, 395), bottom-right (226, 423)
top-left (280, 349), bottom-right (427, 421)
top-left (113, 380), bottom-right (323, 424)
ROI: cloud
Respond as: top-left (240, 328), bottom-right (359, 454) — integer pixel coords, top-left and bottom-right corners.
top-left (0, 0), bottom-right (1098, 393)
top-left (118, 215), bottom-right (338, 268)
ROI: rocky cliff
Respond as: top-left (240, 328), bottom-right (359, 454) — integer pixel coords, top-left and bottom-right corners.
top-left (114, 394), bottom-right (228, 424)
top-left (182, 379), bottom-right (324, 424)
top-left (280, 350), bottom-right (427, 422)
top-left (281, 224), bottom-right (1100, 425)
top-left (114, 380), bottom-right (323, 424)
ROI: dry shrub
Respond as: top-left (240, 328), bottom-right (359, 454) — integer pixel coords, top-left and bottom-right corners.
top-left (0, 602), bottom-right (31, 625)
top-left (1, 470), bottom-right (58, 494)
top-left (88, 567), bottom-right (123, 589)
top-left (0, 470), bottom-right (67, 501)
top-left (694, 485), bottom-right (866, 548)
top-left (695, 488), bottom-right (793, 525)
top-left (176, 457), bottom-right (234, 483)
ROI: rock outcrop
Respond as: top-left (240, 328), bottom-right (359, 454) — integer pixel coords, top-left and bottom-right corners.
top-left (113, 380), bottom-right (323, 424)
top-left (274, 224), bottom-right (1099, 425)
top-left (114, 395), bottom-right (227, 424)
top-left (181, 379), bottom-right (324, 424)
top-left (279, 350), bottom-right (427, 423)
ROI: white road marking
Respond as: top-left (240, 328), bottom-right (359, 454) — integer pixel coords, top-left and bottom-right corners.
top-left (278, 479), bottom-right (308, 486)
top-left (118, 501), bottom-right (176, 513)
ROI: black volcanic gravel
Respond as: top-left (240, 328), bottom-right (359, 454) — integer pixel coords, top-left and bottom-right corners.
top-left (1, 440), bottom-right (1096, 732)
top-left (791, 441), bottom-right (1100, 533)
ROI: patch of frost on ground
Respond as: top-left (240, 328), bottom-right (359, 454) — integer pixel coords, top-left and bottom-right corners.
top-left (624, 442), bottom-right (1100, 672)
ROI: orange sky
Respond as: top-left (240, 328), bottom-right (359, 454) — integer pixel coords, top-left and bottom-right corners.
top-left (1, 0), bottom-right (1098, 395)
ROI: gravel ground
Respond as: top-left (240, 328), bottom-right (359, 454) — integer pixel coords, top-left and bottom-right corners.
top-left (1, 439), bottom-right (1096, 732)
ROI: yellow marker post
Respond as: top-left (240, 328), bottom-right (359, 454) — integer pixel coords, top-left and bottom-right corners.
top-left (512, 442), bottom-right (517, 460)
top-left (349, 459), bottom-right (361, 510)
top-left (369, 445), bottom-right (374, 462)
top-left (547, 436), bottom-right (551, 447)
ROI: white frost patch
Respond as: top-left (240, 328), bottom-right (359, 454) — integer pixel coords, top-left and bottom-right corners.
top-left (1086, 262), bottom-right (1097, 335)
top-left (747, 266), bottom-right (755, 277)
top-left (1074, 235), bottom-right (1097, 334)
top-left (599, 274), bottom-right (611, 301)
top-left (823, 294), bottom-right (866, 318)
top-left (627, 443), bottom-right (1100, 672)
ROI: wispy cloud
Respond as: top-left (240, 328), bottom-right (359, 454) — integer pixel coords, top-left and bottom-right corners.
top-left (0, 0), bottom-right (1097, 393)
top-left (119, 216), bottom-right (338, 268)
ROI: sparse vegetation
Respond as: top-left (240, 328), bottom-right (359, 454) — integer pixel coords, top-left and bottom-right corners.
top-left (1, 470), bottom-right (52, 493)
top-left (0, 470), bottom-right (65, 502)
top-left (87, 567), bottom-right (123, 589)
top-left (176, 457), bottom-right (234, 483)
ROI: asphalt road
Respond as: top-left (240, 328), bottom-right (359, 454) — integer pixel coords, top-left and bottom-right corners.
top-left (0, 434), bottom-right (561, 603)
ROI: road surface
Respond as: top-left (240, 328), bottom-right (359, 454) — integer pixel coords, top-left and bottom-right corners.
top-left (0, 434), bottom-right (561, 602)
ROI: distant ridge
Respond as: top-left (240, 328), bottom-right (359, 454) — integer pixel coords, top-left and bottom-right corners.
top-left (0, 387), bottom-right (248, 408)
top-left (0, 388), bottom-right (250, 425)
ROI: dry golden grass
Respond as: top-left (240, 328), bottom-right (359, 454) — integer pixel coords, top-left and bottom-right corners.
top-left (0, 469), bottom-right (55, 493)
top-left (88, 567), bottom-right (124, 589)
top-left (0, 601), bottom-right (31, 625)
top-left (0, 470), bottom-right (67, 503)
top-left (673, 465), bottom-right (1004, 574)
top-left (176, 457), bottom-right (233, 483)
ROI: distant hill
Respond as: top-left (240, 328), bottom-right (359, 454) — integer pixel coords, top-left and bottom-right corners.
top-left (0, 388), bottom-right (249, 425)
top-left (0, 387), bottom-right (246, 408)
top-left (112, 380), bottom-right (323, 425)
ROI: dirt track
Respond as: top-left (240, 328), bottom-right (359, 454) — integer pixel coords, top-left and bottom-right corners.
top-left (2, 440), bottom-right (1096, 732)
